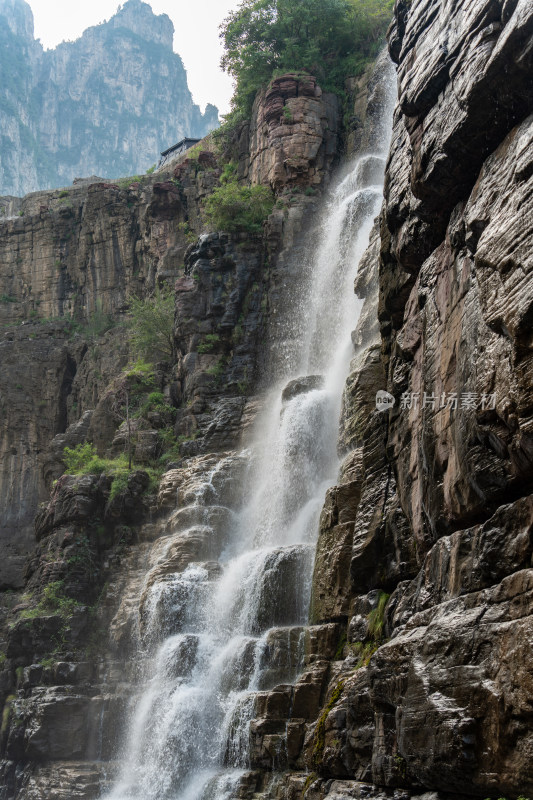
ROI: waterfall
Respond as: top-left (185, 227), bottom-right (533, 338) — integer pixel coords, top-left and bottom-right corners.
top-left (102, 56), bottom-right (395, 800)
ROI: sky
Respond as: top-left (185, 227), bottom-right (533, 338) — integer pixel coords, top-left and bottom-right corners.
top-left (27, 0), bottom-right (240, 115)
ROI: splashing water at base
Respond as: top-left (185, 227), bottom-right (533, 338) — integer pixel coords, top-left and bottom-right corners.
top-left (102, 56), bottom-right (395, 800)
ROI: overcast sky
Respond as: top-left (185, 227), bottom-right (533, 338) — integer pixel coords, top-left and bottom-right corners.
top-left (27, 0), bottom-right (239, 115)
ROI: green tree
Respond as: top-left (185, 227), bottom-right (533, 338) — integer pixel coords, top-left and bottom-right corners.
top-left (129, 284), bottom-right (176, 362)
top-left (220, 0), bottom-right (394, 117)
top-left (204, 176), bottom-right (274, 233)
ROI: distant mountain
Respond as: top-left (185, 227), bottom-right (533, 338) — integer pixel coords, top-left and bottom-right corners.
top-left (0, 0), bottom-right (219, 196)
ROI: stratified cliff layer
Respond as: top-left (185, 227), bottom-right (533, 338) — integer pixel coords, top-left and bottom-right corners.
top-left (242, 1), bottom-right (533, 799)
top-left (0, 0), bottom-right (218, 196)
top-left (269, 0), bottom-right (532, 798)
top-left (0, 67), bottom-right (353, 797)
top-left (0, 0), bottom-right (532, 797)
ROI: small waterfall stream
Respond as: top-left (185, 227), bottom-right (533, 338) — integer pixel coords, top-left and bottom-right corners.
top-left (103, 58), bottom-right (394, 800)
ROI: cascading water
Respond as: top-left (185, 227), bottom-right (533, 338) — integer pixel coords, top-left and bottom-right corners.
top-left (103, 56), bottom-right (395, 800)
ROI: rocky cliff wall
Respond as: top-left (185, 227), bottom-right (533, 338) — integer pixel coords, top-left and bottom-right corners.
top-left (2, 2), bottom-right (532, 796)
top-left (251, 1), bottom-right (533, 798)
top-left (0, 164), bottom-right (216, 591)
top-left (228, 2), bottom-right (533, 799)
top-left (0, 0), bottom-right (218, 197)
top-left (0, 62), bottom-right (364, 796)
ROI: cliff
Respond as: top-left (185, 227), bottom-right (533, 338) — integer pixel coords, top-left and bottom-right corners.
top-left (0, 0), bottom-right (532, 798)
top-left (0, 0), bottom-right (218, 196)
top-left (287, 0), bottom-right (533, 796)
top-left (249, 0), bottom-right (533, 796)
top-left (0, 64), bottom-right (350, 796)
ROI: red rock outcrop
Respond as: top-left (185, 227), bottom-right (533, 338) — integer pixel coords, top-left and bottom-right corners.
top-left (244, 74), bottom-right (340, 191)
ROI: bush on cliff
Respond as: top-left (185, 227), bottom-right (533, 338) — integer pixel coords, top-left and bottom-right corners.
top-left (204, 176), bottom-right (274, 233)
top-left (63, 442), bottom-right (111, 475)
top-left (62, 443), bottom-right (161, 500)
top-left (129, 284), bottom-right (176, 361)
top-left (220, 0), bottom-right (394, 116)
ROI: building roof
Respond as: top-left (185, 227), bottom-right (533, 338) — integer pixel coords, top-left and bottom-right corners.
top-left (160, 138), bottom-right (201, 158)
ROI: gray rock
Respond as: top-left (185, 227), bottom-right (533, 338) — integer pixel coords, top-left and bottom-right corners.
top-left (282, 375), bottom-right (325, 403)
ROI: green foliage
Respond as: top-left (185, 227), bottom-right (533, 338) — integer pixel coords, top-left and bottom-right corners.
top-left (123, 358), bottom-right (155, 383)
top-left (302, 773), bottom-right (318, 797)
top-left (116, 174), bottom-right (145, 189)
top-left (158, 429), bottom-right (183, 465)
top-left (350, 640), bottom-right (379, 668)
top-left (143, 391), bottom-right (165, 407)
top-left (312, 679), bottom-right (346, 768)
top-left (63, 443), bottom-right (105, 474)
top-left (394, 753), bottom-right (407, 779)
top-left (19, 581), bottom-right (83, 621)
top-left (129, 284), bottom-right (176, 361)
top-left (348, 591), bottom-right (390, 669)
top-left (178, 221), bottom-right (197, 244)
top-left (197, 333), bottom-right (221, 353)
top-left (204, 177), bottom-right (274, 233)
top-left (158, 429), bottom-right (199, 466)
top-left (206, 357), bottom-right (226, 379)
top-left (220, 0), bottom-right (394, 117)
top-left (139, 391), bottom-right (175, 417)
top-left (220, 161), bottom-right (238, 183)
top-left (63, 443), bottom-right (135, 499)
top-left (0, 294), bottom-right (17, 303)
top-left (146, 164), bottom-right (156, 174)
top-left (109, 471), bottom-right (130, 501)
top-left (486, 797), bottom-right (532, 800)
top-left (62, 441), bottom-right (162, 500)
top-left (1, 695), bottom-right (15, 737)
top-left (0, 652), bottom-right (6, 668)
top-left (334, 632), bottom-right (347, 659)
top-left (367, 590), bottom-right (390, 640)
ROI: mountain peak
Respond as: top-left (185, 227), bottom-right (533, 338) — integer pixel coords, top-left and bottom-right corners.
top-left (0, 0), bottom-right (34, 40)
top-left (109, 0), bottom-right (174, 49)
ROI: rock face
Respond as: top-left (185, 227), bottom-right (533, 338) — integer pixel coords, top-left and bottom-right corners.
top-left (368, 0), bottom-right (533, 792)
top-left (258, 1), bottom-right (533, 798)
top-left (244, 74), bottom-right (340, 191)
top-left (0, 0), bottom-right (218, 196)
top-left (2, 0), bottom-right (533, 796)
top-left (0, 62), bottom-right (349, 797)
top-left (239, 1), bottom-right (533, 799)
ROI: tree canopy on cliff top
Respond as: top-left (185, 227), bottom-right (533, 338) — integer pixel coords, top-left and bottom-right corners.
top-left (220, 0), bottom-right (394, 117)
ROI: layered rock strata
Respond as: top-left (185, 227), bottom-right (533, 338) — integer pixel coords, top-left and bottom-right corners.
top-left (0, 64), bottom-right (359, 795)
top-left (241, 1), bottom-right (533, 799)
top-left (3, 1), bottom-right (531, 795)
top-left (246, 1), bottom-right (533, 798)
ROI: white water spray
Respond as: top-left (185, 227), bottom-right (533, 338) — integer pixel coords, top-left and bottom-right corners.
top-left (103, 56), bottom-right (395, 800)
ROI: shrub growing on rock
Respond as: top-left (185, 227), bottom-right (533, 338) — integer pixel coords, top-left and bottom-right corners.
top-left (129, 284), bottom-right (176, 361)
top-left (204, 178), bottom-right (274, 233)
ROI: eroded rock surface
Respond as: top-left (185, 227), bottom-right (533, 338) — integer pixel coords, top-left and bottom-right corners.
top-left (249, 1), bottom-right (533, 798)
top-left (2, 1), bottom-right (533, 797)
